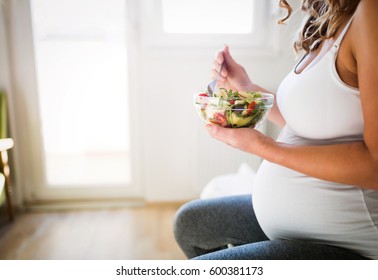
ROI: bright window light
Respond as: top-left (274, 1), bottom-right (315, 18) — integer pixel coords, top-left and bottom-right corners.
top-left (30, 0), bottom-right (131, 186)
top-left (162, 0), bottom-right (254, 34)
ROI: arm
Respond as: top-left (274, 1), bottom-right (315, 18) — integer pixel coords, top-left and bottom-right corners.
top-left (207, 1), bottom-right (378, 190)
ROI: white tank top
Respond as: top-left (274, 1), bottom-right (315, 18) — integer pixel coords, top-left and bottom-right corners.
top-left (253, 17), bottom-right (378, 259)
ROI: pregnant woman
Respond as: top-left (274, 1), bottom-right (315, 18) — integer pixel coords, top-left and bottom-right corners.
top-left (174, 0), bottom-right (378, 260)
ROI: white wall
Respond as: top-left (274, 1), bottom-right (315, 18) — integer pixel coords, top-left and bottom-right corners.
top-left (0, 4), bottom-right (10, 94)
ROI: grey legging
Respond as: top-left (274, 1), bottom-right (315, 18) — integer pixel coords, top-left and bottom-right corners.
top-left (173, 195), bottom-right (368, 260)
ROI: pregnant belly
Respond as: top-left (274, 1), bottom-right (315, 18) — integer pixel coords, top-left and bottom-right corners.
top-left (252, 160), bottom-right (369, 241)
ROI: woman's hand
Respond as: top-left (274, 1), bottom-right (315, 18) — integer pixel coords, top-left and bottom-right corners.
top-left (205, 125), bottom-right (274, 156)
top-left (213, 45), bottom-right (254, 91)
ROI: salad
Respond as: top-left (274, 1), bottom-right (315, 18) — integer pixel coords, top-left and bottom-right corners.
top-left (194, 88), bottom-right (273, 128)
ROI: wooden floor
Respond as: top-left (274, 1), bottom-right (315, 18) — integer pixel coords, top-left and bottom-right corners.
top-left (0, 204), bottom-right (187, 260)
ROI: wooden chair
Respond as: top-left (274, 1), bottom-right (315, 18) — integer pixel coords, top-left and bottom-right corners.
top-left (1, 92), bottom-right (15, 221)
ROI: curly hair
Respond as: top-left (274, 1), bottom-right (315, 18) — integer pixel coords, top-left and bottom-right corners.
top-left (279, 0), bottom-right (360, 52)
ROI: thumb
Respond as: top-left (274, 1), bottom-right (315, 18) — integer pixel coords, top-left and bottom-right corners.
top-left (223, 45), bottom-right (238, 67)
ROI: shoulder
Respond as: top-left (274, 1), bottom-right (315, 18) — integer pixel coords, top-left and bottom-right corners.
top-left (354, 0), bottom-right (377, 19)
top-left (352, 0), bottom-right (378, 33)
top-left (350, 0), bottom-right (378, 60)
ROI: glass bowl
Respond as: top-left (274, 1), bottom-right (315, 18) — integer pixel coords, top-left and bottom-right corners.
top-left (194, 90), bottom-right (274, 128)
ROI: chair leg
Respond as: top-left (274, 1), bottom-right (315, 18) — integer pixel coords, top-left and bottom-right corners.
top-left (1, 150), bottom-right (14, 221)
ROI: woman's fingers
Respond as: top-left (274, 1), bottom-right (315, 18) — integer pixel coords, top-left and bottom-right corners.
top-left (205, 124), bottom-right (268, 155)
top-left (211, 46), bottom-right (230, 85)
top-left (223, 45), bottom-right (237, 67)
top-left (205, 125), bottom-right (242, 150)
top-left (215, 50), bottom-right (224, 64)
top-left (212, 61), bottom-right (227, 75)
top-left (211, 69), bottom-right (218, 80)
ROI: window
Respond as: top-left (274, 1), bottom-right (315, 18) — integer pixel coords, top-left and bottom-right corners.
top-left (140, 0), bottom-right (276, 50)
top-left (30, 0), bottom-right (131, 187)
top-left (162, 0), bottom-right (254, 34)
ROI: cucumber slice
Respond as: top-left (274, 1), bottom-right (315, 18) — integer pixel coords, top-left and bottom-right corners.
top-left (228, 112), bottom-right (253, 127)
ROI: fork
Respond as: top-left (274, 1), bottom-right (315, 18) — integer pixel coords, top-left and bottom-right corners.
top-left (207, 63), bottom-right (224, 96)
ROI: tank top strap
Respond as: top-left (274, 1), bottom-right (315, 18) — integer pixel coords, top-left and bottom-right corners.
top-left (333, 16), bottom-right (354, 47)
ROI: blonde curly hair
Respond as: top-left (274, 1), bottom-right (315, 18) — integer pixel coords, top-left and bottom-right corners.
top-left (279, 0), bottom-right (360, 52)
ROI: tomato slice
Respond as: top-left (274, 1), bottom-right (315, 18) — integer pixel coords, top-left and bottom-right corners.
top-left (247, 101), bottom-right (256, 114)
top-left (213, 112), bottom-right (227, 126)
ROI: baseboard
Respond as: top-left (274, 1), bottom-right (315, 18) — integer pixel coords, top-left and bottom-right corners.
top-left (22, 198), bottom-right (146, 212)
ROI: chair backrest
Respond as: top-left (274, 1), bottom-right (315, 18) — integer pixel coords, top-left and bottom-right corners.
top-left (0, 91), bottom-right (8, 139)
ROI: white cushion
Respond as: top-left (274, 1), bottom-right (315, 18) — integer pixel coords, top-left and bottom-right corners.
top-left (200, 163), bottom-right (256, 199)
